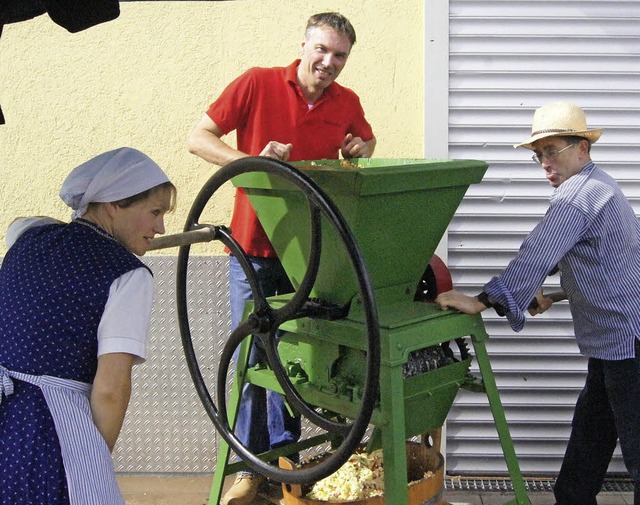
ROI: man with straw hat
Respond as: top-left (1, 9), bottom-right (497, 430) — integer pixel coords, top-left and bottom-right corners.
top-left (436, 102), bottom-right (640, 505)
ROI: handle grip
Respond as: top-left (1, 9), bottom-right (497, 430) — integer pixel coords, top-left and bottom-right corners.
top-left (148, 226), bottom-right (218, 251)
top-left (528, 291), bottom-right (566, 310)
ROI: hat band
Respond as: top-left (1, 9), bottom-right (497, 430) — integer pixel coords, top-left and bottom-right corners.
top-left (532, 128), bottom-right (582, 136)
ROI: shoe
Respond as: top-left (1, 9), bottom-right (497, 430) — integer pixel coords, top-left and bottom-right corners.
top-left (222, 473), bottom-right (266, 505)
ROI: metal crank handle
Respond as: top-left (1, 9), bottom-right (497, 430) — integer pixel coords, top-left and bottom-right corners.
top-left (148, 225), bottom-right (219, 251)
top-left (528, 290), bottom-right (567, 310)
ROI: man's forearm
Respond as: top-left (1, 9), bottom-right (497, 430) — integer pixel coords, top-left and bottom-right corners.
top-left (187, 129), bottom-right (247, 167)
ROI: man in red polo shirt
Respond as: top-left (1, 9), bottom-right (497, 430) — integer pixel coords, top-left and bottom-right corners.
top-left (188, 11), bottom-right (375, 505)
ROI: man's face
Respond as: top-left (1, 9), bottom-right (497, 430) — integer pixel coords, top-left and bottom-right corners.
top-left (299, 26), bottom-right (352, 92)
top-left (531, 137), bottom-right (586, 188)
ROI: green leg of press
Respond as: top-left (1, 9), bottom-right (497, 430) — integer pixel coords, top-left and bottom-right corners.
top-left (208, 338), bottom-right (252, 505)
top-left (378, 361), bottom-right (411, 505)
top-left (473, 337), bottom-right (531, 505)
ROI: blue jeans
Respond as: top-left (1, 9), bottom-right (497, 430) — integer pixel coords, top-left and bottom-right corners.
top-left (554, 341), bottom-right (640, 505)
top-left (228, 255), bottom-right (301, 470)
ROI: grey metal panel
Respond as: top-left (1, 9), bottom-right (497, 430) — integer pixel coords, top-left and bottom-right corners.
top-left (452, 54), bottom-right (639, 73)
top-left (450, 108), bottom-right (640, 127)
top-left (446, 0), bottom-right (640, 475)
top-left (452, 18), bottom-right (640, 37)
top-left (112, 254), bottom-right (333, 475)
top-left (453, 72), bottom-right (640, 91)
top-left (451, 36), bottom-right (639, 54)
top-left (450, 91), bottom-right (638, 108)
top-left (450, 0), bottom-right (640, 17)
top-left (114, 255), bottom-right (229, 473)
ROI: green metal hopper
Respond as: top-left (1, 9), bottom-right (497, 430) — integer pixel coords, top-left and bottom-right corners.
top-left (232, 158), bottom-right (487, 306)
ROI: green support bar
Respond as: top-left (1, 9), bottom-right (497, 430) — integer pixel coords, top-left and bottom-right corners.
top-left (377, 361), bottom-right (411, 505)
top-left (208, 335), bottom-right (251, 505)
top-left (472, 337), bottom-right (531, 505)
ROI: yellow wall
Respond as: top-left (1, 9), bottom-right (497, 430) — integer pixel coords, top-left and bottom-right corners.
top-left (1, 1), bottom-right (424, 255)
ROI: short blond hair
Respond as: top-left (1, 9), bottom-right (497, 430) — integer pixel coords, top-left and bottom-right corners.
top-left (305, 12), bottom-right (356, 46)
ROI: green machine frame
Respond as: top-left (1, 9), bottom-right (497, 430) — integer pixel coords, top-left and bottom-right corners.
top-left (175, 158), bottom-right (531, 505)
top-left (209, 306), bottom-right (531, 505)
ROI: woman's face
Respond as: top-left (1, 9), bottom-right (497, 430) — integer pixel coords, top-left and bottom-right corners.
top-left (110, 187), bottom-right (172, 255)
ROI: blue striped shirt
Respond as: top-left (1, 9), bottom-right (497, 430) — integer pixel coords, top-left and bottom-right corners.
top-left (485, 162), bottom-right (640, 360)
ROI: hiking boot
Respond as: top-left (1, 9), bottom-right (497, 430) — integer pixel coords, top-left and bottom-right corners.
top-left (222, 473), bottom-right (266, 505)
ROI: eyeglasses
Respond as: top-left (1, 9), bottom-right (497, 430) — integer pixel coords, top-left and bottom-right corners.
top-left (532, 143), bottom-right (574, 164)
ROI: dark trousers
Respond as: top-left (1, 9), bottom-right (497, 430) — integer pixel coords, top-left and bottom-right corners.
top-left (554, 343), bottom-right (640, 505)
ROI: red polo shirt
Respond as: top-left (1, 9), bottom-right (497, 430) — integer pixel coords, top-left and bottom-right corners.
top-left (206, 59), bottom-right (374, 257)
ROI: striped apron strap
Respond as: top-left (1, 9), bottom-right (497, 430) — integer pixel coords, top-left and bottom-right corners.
top-left (0, 364), bottom-right (14, 402)
top-left (0, 366), bottom-right (125, 505)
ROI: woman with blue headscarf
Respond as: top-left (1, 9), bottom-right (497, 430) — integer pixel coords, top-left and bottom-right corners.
top-left (0, 147), bottom-right (176, 505)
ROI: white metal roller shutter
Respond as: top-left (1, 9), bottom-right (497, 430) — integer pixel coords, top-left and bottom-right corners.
top-left (445, 0), bottom-right (640, 475)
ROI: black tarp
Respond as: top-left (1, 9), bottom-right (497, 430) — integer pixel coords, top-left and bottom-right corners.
top-left (0, 0), bottom-right (120, 34)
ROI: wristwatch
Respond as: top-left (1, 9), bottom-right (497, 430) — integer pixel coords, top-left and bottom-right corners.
top-left (476, 291), bottom-right (493, 309)
top-left (476, 291), bottom-right (506, 317)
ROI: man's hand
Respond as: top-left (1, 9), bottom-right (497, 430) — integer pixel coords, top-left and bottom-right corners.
top-left (259, 141), bottom-right (293, 161)
top-left (435, 289), bottom-right (486, 314)
top-left (527, 289), bottom-right (556, 316)
top-left (341, 133), bottom-right (376, 159)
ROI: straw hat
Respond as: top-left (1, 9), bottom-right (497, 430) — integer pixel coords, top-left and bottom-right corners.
top-left (514, 101), bottom-right (603, 149)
